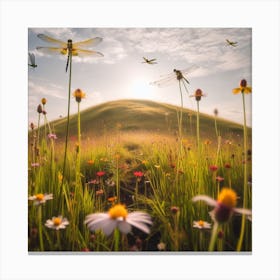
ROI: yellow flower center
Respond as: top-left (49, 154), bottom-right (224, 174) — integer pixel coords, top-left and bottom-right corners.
top-left (108, 204), bottom-right (128, 219)
top-left (53, 217), bottom-right (62, 226)
top-left (36, 193), bottom-right (44, 201)
top-left (198, 220), bottom-right (205, 227)
top-left (217, 188), bottom-right (237, 208)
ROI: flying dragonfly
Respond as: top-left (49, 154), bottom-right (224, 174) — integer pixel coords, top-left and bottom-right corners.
top-left (28, 52), bottom-right (37, 68)
top-left (150, 66), bottom-right (199, 94)
top-left (226, 39), bottom-right (238, 47)
top-left (142, 57), bottom-right (157, 65)
top-left (36, 34), bottom-right (104, 72)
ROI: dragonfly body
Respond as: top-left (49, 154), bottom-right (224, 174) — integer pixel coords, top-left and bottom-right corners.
top-left (142, 57), bottom-right (157, 64)
top-left (226, 39), bottom-right (238, 47)
top-left (173, 69), bottom-right (189, 84)
top-left (36, 34), bottom-right (103, 72)
top-left (28, 52), bottom-right (37, 68)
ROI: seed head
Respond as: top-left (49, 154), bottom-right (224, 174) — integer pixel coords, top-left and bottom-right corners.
top-left (37, 104), bottom-right (42, 114)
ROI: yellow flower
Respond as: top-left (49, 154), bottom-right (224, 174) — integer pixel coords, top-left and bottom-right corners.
top-left (41, 98), bottom-right (47, 105)
top-left (232, 79), bottom-right (252, 94)
top-left (73, 88), bottom-right (86, 102)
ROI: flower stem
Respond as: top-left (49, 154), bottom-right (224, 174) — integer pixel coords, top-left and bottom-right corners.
top-left (59, 52), bottom-right (72, 205)
top-left (237, 91), bottom-right (248, 251)
top-left (37, 205), bottom-right (44, 251)
top-left (208, 221), bottom-right (218, 251)
top-left (113, 228), bottom-right (120, 251)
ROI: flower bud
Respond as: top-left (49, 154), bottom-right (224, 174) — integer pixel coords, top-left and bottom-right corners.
top-left (37, 104), bottom-right (42, 114)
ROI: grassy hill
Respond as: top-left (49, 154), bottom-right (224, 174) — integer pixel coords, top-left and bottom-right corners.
top-left (49, 99), bottom-right (250, 140)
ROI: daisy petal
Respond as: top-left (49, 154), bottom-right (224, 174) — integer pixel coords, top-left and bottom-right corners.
top-left (126, 218), bottom-right (151, 234)
top-left (118, 221), bottom-right (132, 234)
top-left (192, 195), bottom-right (217, 207)
top-left (101, 219), bottom-right (117, 236)
top-left (233, 207), bottom-right (252, 216)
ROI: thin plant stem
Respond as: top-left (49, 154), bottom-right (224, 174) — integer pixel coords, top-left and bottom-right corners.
top-left (113, 228), bottom-right (120, 251)
top-left (208, 221), bottom-right (218, 251)
top-left (38, 205), bottom-right (44, 251)
top-left (236, 91), bottom-right (248, 251)
top-left (76, 101), bottom-right (81, 185)
top-left (59, 52), bottom-right (72, 205)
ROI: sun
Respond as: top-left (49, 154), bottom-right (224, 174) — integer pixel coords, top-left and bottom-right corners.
top-left (131, 79), bottom-right (153, 100)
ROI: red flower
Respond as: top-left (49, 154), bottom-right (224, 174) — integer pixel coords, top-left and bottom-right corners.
top-left (224, 163), bottom-right (231, 169)
top-left (134, 171), bottom-right (144, 178)
top-left (96, 171), bottom-right (105, 177)
top-left (209, 165), bottom-right (218, 172)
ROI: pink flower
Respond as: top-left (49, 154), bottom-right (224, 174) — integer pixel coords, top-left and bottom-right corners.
top-left (209, 165), bottom-right (218, 172)
top-left (48, 133), bottom-right (57, 140)
top-left (134, 171), bottom-right (144, 178)
top-left (96, 171), bottom-right (105, 177)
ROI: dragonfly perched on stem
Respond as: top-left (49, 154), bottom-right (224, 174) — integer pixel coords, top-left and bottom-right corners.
top-left (150, 66), bottom-right (199, 94)
top-left (28, 52), bottom-right (37, 68)
top-left (36, 33), bottom-right (104, 72)
top-left (36, 33), bottom-right (103, 207)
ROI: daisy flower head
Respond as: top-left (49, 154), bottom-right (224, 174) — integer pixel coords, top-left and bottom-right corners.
top-left (232, 79), bottom-right (252, 95)
top-left (192, 188), bottom-right (252, 224)
top-left (84, 204), bottom-right (152, 236)
top-left (193, 220), bottom-right (211, 230)
top-left (45, 216), bottom-right (69, 230)
top-left (28, 193), bottom-right (53, 205)
top-left (73, 88), bottom-right (86, 103)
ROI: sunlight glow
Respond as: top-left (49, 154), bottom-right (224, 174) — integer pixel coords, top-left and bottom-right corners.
top-left (130, 79), bottom-right (153, 100)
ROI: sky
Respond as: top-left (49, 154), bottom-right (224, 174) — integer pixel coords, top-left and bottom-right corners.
top-left (28, 28), bottom-right (252, 126)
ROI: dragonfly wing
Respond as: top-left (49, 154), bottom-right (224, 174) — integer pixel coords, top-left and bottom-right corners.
top-left (180, 65), bottom-right (200, 75)
top-left (37, 34), bottom-right (67, 47)
top-left (73, 49), bottom-right (104, 57)
top-left (150, 74), bottom-right (177, 87)
top-left (73, 37), bottom-right (103, 48)
top-left (36, 47), bottom-right (67, 55)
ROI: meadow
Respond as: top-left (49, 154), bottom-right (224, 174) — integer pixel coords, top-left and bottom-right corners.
top-left (28, 99), bottom-right (252, 252)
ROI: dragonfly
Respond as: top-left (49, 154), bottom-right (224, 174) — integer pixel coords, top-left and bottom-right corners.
top-left (28, 52), bottom-right (37, 68)
top-left (142, 57), bottom-right (157, 64)
top-left (226, 39), bottom-right (238, 47)
top-left (150, 65), bottom-right (199, 94)
top-left (36, 33), bottom-right (104, 72)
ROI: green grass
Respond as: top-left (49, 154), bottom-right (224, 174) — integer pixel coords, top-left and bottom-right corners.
top-left (28, 99), bottom-right (252, 252)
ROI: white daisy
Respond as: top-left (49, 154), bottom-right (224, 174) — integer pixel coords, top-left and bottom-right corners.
top-left (193, 220), bottom-right (211, 229)
top-left (28, 193), bottom-right (53, 205)
top-left (192, 188), bottom-right (252, 224)
top-left (45, 216), bottom-right (69, 230)
top-left (84, 204), bottom-right (152, 236)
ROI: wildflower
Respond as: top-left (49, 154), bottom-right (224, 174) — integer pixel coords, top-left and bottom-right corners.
top-left (41, 98), bottom-right (47, 105)
top-left (193, 220), bottom-right (211, 230)
top-left (84, 204), bottom-right (152, 236)
top-left (96, 171), bottom-right (105, 177)
top-left (87, 159), bottom-right (94, 165)
top-left (190, 88), bottom-right (206, 101)
top-left (142, 160), bottom-right (148, 164)
top-left (28, 193), bottom-right (53, 205)
top-left (209, 165), bottom-right (218, 172)
top-left (73, 88), bottom-right (86, 103)
top-left (232, 79), bottom-right (252, 95)
top-left (216, 176), bottom-right (224, 182)
top-left (204, 139), bottom-right (212, 145)
top-left (45, 216), bottom-right (69, 230)
top-left (224, 163), bottom-right (231, 169)
top-left (58, 171), bottom-right (63, 183)
top-left (48, 133), bottom-right (57, 140)
top-left (134, 171), bottom-right (144, 178)
top-left (171, 206), bottom-right (180, 214)
top-left (96, 189), bottom-right (104, 196)
top-left (157, 242), bottom-right (166, 251)
top-left (192, 188), bottom-right (252, 224)
top-left (108, 196), bottom-right (117, 203)
top-left (154, 165), bottom-right (160, 169)
top-left (37, 104), bottom-right (42, 114)
top-left (213, 108), bottom-right (218, 116)
top-left (31, 162), bottom-right (40, 167)
top-left (30, 122), bottom-right (35, 130)
top-left (42, 110), bottom-right (47, 115)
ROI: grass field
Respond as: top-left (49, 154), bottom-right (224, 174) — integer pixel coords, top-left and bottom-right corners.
top-left (28, 99), bottom-right (252, 252)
